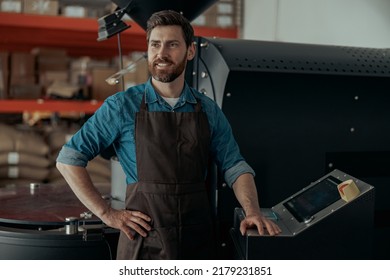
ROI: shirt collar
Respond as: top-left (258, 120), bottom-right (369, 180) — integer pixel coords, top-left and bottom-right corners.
top-left (144, 78), bottom-right (198, 106)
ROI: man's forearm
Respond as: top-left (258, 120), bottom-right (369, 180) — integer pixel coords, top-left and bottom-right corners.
top-left (232, 173), bottom-right (261, 216)
top-left (56, 162), bottom-right (110, 219)
top-left (232, 173), bottom-right (282, 236)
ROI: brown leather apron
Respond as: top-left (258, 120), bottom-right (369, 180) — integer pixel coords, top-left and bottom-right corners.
top-left (116, 94), bottom-right (214, 259)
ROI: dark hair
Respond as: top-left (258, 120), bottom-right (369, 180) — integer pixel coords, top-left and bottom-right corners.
top-left (146, 10), bottom-right (194, 47)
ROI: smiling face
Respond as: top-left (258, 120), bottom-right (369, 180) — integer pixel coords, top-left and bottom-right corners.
top-left (147, 25), bottom-right (195, 83)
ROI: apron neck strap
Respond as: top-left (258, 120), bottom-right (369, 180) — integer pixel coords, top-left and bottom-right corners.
top-left (140, 94), bottom-right (148, 112)
top-left (140, 91), bottom-right (202, 112)
top-left (194, 98), bottom-right (202, 112)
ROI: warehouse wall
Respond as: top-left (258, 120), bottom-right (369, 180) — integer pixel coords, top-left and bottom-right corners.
top-left (243, 0), bottom-right (390, 48)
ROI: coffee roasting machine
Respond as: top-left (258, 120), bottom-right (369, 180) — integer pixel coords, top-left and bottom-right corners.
top-left (1, 0), bottom-right (389, 259)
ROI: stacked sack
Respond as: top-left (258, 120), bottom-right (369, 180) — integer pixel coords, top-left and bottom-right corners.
top-left (45, 126), bottom-right (111, 185)
top-left (0, 123), bottom-right (50, 186)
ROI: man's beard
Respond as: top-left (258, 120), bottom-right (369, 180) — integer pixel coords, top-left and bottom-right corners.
top-left (149, 54), bottom-right (187, 83)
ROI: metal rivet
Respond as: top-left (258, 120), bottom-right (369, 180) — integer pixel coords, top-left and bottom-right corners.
top-left (350, 127), bottom-right (355, 133)
top-left (226, 93), bottom-right (232, 97)
top-left (222, 183), bottom-right (227, 188)
top-left (328, 163), bottom-right (333, 168)
top-left (201, 71), bottom-right (208, 78)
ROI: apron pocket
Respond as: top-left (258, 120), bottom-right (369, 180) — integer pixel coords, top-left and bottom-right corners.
top-left (140, 227), bottom-right (178, 259)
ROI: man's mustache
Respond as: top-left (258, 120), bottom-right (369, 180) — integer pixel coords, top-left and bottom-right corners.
top-left (153, 58), bottom-right (174, 65)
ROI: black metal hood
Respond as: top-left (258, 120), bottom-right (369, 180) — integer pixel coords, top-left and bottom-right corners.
top-left (111, 0), bottom-right (218, 30)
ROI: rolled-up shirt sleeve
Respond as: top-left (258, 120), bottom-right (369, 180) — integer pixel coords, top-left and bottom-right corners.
top-left (56, 146), bottom-right (90, 167)
top-left (56, 94), bottom-right (122, 167)
top-left (203, 98), bottom-right (256, 188)
top-left (224, 160), bottom-right (255, 187)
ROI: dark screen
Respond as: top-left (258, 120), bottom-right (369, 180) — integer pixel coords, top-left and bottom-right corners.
top-left (283, 176), bottom-right (342, 223)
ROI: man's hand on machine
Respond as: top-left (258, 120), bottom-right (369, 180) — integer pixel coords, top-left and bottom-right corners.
top-left (240, 213), bottom-right (282, 236)
top-left (101, 208), bottom-right (152, 240)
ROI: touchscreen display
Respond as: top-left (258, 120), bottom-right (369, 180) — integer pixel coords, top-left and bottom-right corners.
top-left (283, 176), bottom-right (342, 223)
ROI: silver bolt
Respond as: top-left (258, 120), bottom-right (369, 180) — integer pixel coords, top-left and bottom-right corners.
top-left (30, 182), bottom-right (39, 195)
top-left (65, 217), bottom-right (79, 235)
top-left (30, 182), bottom-right (40, 189)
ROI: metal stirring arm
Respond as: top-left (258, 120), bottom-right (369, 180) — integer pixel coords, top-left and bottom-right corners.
top-left (105, 53), bottom-right (147, 85)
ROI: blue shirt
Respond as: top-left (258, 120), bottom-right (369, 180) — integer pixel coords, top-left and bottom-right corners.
top-left (56, 79), bottom-right (254, 187)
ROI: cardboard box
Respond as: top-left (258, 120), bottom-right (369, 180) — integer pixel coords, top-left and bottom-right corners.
top-left (194, 13), bottom-right (235, 28)
top-left (91, 68), bottom-right (120, 101)
top-left (192, 15), bottom-right (206, 26)
top-left (33, 48), bottom-right (69, 75)
top-left (120, 58), bottom-right (137, 89)
top-left (10, 52), bottom-right (36, 86)
top-left (0, 0), bottom-right (22, 13)
top-left (134, 59), bottom-right (149, 84)
top-left (31, 48), bottom-right (67, 57)
top-left (194, 0), bottom-right (241, 27)
top-left (70, 57), bottom-right (110, 86)
top-left (61, 1), bottom-right (113, 18)
top-left (117, 54), bottom-right (149, 89)
top-left (85, 3), bottom-right (114, 18)
top-left (23, 0), bottom-right (58, 15)
top-left (38, 56), bottom-right (69, 72)
top-left (46, 81), bottom-right (81, 98)
top-left (10, 75), bottom-right (36, 86)
top-left (10, 53), bottom-right (35, 77)
top-left (9, 84), bottom-right (42, 99)
top-left (62, 5), bottom-right (86, 18)
top-left (0, 52), bottom-right (9, 99)
top-left (0, 72), bottom-right (5, 98)
top-left (206, 2), bottom-right (234, 15)
top-left (212, 14), bottom-right (235, 28)
top-left (39, 70), bottom-right (68, 87)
